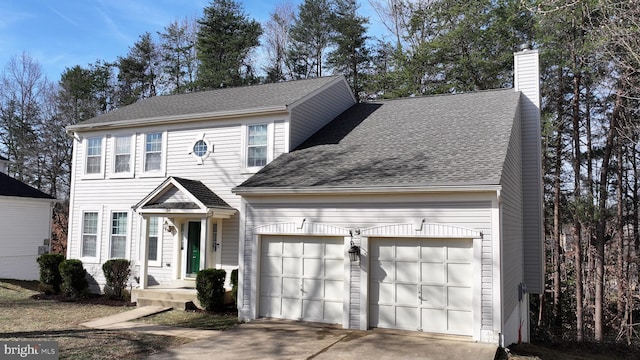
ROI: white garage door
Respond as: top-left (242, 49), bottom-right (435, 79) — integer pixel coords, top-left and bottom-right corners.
top-left (370, 237), bottom-right (473, 335)
top-left (260, 235), bottom-right (344, 324)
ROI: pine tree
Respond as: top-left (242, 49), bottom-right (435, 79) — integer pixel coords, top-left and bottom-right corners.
top-left (288, 0), bottom-right (333, 78)
top-left (327, 0), bottom-right (370, 99)
top-left (196, 0), bottom-right (262, 89)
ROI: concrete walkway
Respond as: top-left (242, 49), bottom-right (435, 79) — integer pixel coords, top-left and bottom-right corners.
top-left (81, 308), bottom-right (498, 359)
top-left (80, 305), bottom-right (221, 340)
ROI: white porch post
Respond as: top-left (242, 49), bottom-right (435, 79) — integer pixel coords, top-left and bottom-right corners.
top-left (139, 216), bottom-right (149, 289)
top-left (200, 218), bottom-right (207, 271)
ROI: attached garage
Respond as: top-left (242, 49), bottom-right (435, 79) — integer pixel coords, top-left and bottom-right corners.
top-left (369, 237), bottom-right (473, 335)
top-left (259, 235), bottom-right (345, 324)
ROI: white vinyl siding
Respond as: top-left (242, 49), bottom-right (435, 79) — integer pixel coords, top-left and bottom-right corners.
top-left (0, 197), bottom-right (52, 281)
top-left (289, 79), bottom-right (356, 150)
top-left (514, 50), bottom-right (543, 294)
top-left (110, 211), bottom-right (128, 259)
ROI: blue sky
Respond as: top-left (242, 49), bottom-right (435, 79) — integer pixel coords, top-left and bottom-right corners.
top-left (0, 0), bottom-right (384, 82)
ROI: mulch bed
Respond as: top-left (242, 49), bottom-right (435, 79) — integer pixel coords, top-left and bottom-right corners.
top-left (31, 293), bottom-right (136, 307)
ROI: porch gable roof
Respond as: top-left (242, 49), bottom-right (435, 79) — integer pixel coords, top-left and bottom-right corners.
top-left (133, 177), bottom-right (235, 217)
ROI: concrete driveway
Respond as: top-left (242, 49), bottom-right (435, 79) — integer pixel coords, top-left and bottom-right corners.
top-left (149, 319), bottom-right (498, 360)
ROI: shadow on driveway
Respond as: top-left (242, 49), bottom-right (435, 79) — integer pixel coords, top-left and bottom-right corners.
top-left (149, 319), bottom-right (498, 360)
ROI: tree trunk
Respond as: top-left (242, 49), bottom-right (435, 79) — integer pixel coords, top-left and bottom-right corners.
top-left (593, 88), bottom-right (622, 341)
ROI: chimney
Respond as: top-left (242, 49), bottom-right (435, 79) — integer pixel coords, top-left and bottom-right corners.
top-left (514, 49), bottom-right (544, 295)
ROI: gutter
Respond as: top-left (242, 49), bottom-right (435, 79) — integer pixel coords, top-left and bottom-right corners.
top-left (65, 105), bottom-right (289, 134)
top-left (232, 184), bottom-right (503, 196)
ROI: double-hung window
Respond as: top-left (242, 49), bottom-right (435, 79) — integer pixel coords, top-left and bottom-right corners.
top-left (85, 137), bottom-right (103, 175)
top-left (247, 124), bottom-right (268, 168)
top-left (144, 133), bottom-right (163, 173)
top-left (148, 216), bottom-right (161, 266)
top-left (82, 211), bottom-right (99, 258)
top-left (113, 136), bottom-right (132, 175)
top-left (110, 212), bottom-right (128, 259)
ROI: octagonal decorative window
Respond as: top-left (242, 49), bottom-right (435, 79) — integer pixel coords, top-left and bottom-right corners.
top-left (188, 134), bottom-right (213, 164)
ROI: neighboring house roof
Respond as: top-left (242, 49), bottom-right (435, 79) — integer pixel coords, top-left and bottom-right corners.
top-left (0, 172), bottom-right (55, 199)
top-left (0, 155), bottom-right (7, 161)
top-left (68, 76), bottom-right (344, 130)
top-left (235, 89), bottom-right (521, 191)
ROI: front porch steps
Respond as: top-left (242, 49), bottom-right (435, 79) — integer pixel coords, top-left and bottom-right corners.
top-left (131, 281), bottom-right (200, 310)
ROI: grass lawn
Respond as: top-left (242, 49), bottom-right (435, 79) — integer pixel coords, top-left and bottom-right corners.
top-left (0, 279), bottom-right (235, 359)
top-left (136, 308), bottom-right (238, 331)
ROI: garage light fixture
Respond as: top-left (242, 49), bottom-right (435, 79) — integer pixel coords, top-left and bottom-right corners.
top-left (348, 242), bottom-right (360, 262)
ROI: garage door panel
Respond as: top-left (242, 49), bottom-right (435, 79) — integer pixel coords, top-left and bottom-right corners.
top-left (370, 237), bottom-right (473, 336)
top-left (261, 257), bottom-right (282, 274)
top-left (324, 280), bottom-right (343, 301)
top-left (260, 276), bottom-right (282, 296)
top-left (303, 258), bottom-right (322, 276)
top-left (375, 260), bottom-right (394, 280)
top-left (303, 241), bottom-right (323, 256)
top-left (396, 261), bottom-right (419, 282)
top-left (263, 240), bottom-right (283, 256)
top-left (396, 283), bottom-right (418, 305)
top-left (283, 241), bottom-right (302, 256)
top-left (447, 263), bottom-right (472, 285)
top-left (260, 296), bottom-right (281, 317)
top-left (447, 240), bottom-right (472, 259)
top-left (448, 310), bottom-right (473, 334)
top-left (422, 263), bottom-right (444, 283)
top-left (396, 241), bottom-right (419, 259)
top-left (377, 282), bottom-right (394, 303)
top-left (283, 257), bottom-right (301, 275)
top-left (448, 287), bottom-right (472, 308)
top-left (325, 259), bottom-right (343, 278)
top-left (421, 285), bottom-right (445, 307)
top-left (421, 245), bottom-right (445, 261)
top-left (324, 301), bottom-right (343, 323)
top-left (325, 242), bottom-right (344, 258)
top-left (422, 308), bottom-right (447, 332)
top-left (282, 297), bottom-right (302, 319)
top-left (397, 306), bottom-right (419, 329)
top-left (282, 277), bottom-right (300, 297)
top-left (302, 299), bottom-right (323, 320)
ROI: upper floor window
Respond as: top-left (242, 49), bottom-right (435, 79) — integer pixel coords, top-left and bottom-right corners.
top-left (247, 124), bottom-right (268, 168)
top-left (110, 212), bottom-right (128, 259)
top-left (85, 137), bottom-right (103, 175)
top-left (113, 135), bottom-right (133, 175)
top-left (144, 133), bottom-right (162, 172)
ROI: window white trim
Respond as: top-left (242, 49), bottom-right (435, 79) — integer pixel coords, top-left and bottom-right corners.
top-left (83, 136), bottom-right (105, 179)
top-left (110, 134), bottom-right (135, 178)
top-left (188, 132), bottom-right (213, 165)
top-left (140, 131), bottom-right (167, 177)
top-left (241, 122), bottom-right (273, 173)
top-left (147, 216), bottom-right (163, 267)
top-left (79, 207), bottom-right (102, 263)
top-left (108, 210), bottom-right (130, 259)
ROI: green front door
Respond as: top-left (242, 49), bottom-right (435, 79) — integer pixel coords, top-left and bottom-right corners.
top-left (187, 221), bottom-right (201, 276)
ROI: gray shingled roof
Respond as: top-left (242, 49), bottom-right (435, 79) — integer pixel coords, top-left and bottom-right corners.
top-left (171, 177), bottom-right (231, 209)
top-left (0, 172), bottom-right (55, 199)
top-left (236, 89), bottom-right (521, 189)
top-left (70, 76), bottom-right (342, 128)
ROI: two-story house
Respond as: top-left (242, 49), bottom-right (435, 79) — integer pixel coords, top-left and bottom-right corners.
top-left (66, 49), bottom-right (542, 346)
